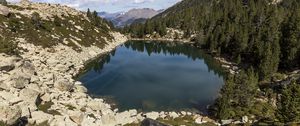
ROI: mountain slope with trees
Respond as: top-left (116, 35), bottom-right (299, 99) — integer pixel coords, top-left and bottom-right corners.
top-left (0, 1), bottom-right (116, 55)
top-left (124, 0), bottom-right (300, 124)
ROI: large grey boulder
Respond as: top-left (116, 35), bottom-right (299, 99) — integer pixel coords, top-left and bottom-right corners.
top-left (0, 4), bottom-right (9, 16)
top-left (0, 105), bottom-right (22, 125)
top-left (54, 79), bottom-right (74, 91)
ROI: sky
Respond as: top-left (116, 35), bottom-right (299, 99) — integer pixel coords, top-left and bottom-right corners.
top-left (7, 0), bottom-right (181, 13)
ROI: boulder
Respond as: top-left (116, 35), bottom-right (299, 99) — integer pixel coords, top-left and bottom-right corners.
top-left (115, 110), bottom-right (137, 125)
top-left (81, 116), bottom-right (97, 126)
top-left (0, 91), bottom-right (23, 105)
top-left (47, 58), bottom-right (59, 66)
top-left (30, 111), bottom-right (54, 125)
top-left (0, 4), bottom-right (9, 17)
top-left (40, 93), bottom-right (51, 102)
top-left (0, 81), bottom-right (9, 91)
top-left (0, 105), bottom-right (22, 125)
top-left (68, 111), bottom-right (84, 125)
top-left (0, 54), bottom-right (19, 71)
top-left (169, 112), bottom-right (179, 119)
top-left (74, 85), bottom-right (87, 93)
top-left (195, 117), bottom-right (203, 124)
top-left (101, 114), bottom-right (116, 125)
top-left (141, 118), bottom-right (168, 126)
top-left (12, 76), bottom-right (29, 89)
top-left (20, 60), bottom-right (36, 76)
top-left (19, 88), bottom-right (40, 105)
top-left (87, 100), bottom-right (105, 111)
top-left (54, 79), bottom-right (74, 92)
top-left (145, 112), bottom-right (159, 120)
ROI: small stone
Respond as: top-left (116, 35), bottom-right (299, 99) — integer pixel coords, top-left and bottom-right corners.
top-left (221, 119), bottom-right (233, 125)
top-left (242, 116), bottom-right (248, 123)
top-left (74, 81), bottom-right (82, 85)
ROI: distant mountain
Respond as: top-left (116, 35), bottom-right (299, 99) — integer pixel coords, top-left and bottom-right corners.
top-left (99, 8), bottom-right (164, 27)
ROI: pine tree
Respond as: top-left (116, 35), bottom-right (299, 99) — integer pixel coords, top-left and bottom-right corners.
top-left (280, 7), bottom-right (300, 69)
top-left (87, 8), bottom-right (92, 19)
top-left (277, 82), bottom-right (300, 123)
top-left (0, 0), bottom-right (7, 5)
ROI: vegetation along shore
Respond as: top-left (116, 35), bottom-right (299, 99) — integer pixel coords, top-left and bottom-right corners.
top-left (0, 0), bottom-right (300, 126)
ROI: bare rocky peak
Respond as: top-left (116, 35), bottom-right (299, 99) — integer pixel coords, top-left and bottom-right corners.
top-left (9, 0), bottom-right (87, 20)
top-left (20, 0), bottom-right (30, 5)
top-left (123, 8), bottom-right (159, 19)
top-left (102, 8), bottom-right (163, 27)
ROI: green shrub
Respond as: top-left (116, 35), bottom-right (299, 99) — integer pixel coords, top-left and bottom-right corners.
top-left (0, 39), bottom-right (17, 55)
top-left (0, 0), bottom-right (7, 5)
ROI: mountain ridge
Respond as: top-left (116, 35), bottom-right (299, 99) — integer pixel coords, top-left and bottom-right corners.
top-left (99, 8), bottom-right (164, 27)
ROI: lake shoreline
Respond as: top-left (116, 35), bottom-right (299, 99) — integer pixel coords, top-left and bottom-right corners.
top-left (0, 33), bottom-right (221, 125)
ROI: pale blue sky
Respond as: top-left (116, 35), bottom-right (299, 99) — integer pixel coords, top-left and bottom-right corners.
top-left (8, 0), bottom-right (181, 13)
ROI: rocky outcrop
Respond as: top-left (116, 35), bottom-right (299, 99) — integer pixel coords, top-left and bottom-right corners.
top-left (0, 32), bottom-right (128, 125)
top-left (0, 4), bottom-right (9, 16)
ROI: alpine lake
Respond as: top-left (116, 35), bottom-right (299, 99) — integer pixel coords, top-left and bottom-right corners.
top-left (77, 40), bottom-right (225, 113)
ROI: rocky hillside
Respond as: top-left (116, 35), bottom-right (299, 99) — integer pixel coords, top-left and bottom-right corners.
top-left (100, 8), bottom-right (163, 27)
top-left (0, 0), bottom-right (114, 54)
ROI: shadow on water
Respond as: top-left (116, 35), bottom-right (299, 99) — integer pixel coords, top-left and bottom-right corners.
top-left (77, 40), bottom-right (226, 113)
top-left (80, 41), bottom-right (225, 77)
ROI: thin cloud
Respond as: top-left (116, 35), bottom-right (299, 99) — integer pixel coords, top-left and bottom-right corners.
top-left (7, 0), bottom-right (181, 12)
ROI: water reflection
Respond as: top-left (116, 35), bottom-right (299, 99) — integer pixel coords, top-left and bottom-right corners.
top-left (85, 41), bottom-right (225, 77)
top-left (79, 40), bottom-right (225, 112)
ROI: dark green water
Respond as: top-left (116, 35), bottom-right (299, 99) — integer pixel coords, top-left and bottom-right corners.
top-left (79, 41), bottom-right (225, 112)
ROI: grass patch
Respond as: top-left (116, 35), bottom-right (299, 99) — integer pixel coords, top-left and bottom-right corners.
top-left (158, 116), bottom-right (217, 126)
top-left (124, 123), bottom-right (140, 126)
top-left (88, 114), bottom-right (96, 120)
top-left (63, 104), bottom-right (76, 110)
top-left (28, 121), bottom-right (50, 126)
top-left (37, 101), bottom-right (61, 116)
top-left (0, 121), bottom-right (7, 126)
top-left (80, 107), bottom-right (86, 112)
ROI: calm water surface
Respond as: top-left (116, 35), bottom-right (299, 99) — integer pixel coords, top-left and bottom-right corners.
top-left (78, 41), bottom-right (225, 112)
